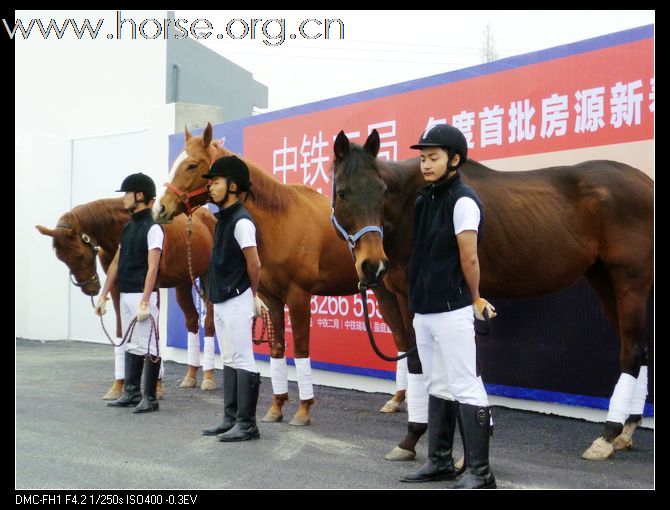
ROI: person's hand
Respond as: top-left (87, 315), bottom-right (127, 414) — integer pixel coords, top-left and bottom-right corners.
top-left (136, 300), bottom-right (150, 322)
top-left (94, 296), bottom-right (109, 316)
top-left (254, 295), bottom-right (269, 318)
top-left (473, 298), bottom-right (497, 321)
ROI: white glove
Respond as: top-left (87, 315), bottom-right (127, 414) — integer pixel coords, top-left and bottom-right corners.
top-left (136, 300), bottom-right (150, 322)
top-left (473, 298), bottom-right (497, 321)
top-left (94, 296), bottom-right (108, 316)
top-left (254, 295), bottom-right (269, 318)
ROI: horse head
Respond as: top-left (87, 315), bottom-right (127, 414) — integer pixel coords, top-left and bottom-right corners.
top-left (331, 129), bottom-right (389, 288)
top-left (36, 222), bottom-right (101, 296)
top-left (153, 122), bottom-right (223, 223)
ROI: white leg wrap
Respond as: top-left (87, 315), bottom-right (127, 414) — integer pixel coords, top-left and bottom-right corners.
top-left (606, 373), bottom-right (637, 424)
top-left (406, 373), bottom-right (428, 424)
top-left (270, 357), bottom-right (289, 395)
top-left (202, 336), bottom-right (216, 371)
top-left (159, 358), bottom-right (164, 379)
top-left (114, 342), bottom-right (125, 380)
top-left (294, 357), bottom-right (314, 400)
top-left (629, 366), bottom-right (648, 416)
top-left (395, 353), bottom-right (408, 392)
top-left (187, 331), bottom-right (200, 367)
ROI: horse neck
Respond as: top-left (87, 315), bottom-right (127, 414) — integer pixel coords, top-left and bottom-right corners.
top-left (381, 158), bottom-right (423, 214)
top-left (67, 198), bottom-right (129, 253)
top-left (217, 146), bottom-right (295, 216)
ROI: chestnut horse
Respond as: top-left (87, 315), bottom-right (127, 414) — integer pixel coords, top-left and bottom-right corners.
top-left (330, 129), bottom-right (653, 461)
top-left (37, 198), bottom-right (217, 398)
top-left (153, 123), bottom-right (428, 459)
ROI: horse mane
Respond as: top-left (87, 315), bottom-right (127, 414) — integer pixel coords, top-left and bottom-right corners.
top-left (211, 142), bottom-right (298, 213)
top-left (60, 198), bottom-right (129, 234)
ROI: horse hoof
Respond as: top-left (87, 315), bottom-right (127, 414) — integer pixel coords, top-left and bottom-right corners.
top-left (289, 415), bottom-right (311, 426)
top-left (613, 435), bottom-right (633, 451)
top-left (380, 398), bottom-right (404, 413)
top-left (384, 446), bottom-right (416, 461)
top-left (262, 411), bottom-right (283, 423)
top-left (102, 388), bottom-right (123, 401)
top-left (201, 379), bottom-right (217, 391)
top-left (454, 456), bottom-right (464, 470)
top-left (178, 376), bottom-right (197, 388)
top-left (582, 437), bottom-right (614, 460)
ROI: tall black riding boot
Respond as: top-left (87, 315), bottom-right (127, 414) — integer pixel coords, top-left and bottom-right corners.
top-left (134, 356), bottom-right (161, 413)
top-left (451, 404), bottom-right (496, 489)
top-left (218, 369), bottom-right (261, 442)
top-left (401, 396), bottom-right (463, 482)
top-left (107, 352), bottom-right (143, 407)
top-left (203, 365), bottom-right (238, 435)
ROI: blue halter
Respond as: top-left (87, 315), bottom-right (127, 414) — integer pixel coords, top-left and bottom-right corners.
top-left (330, 171), bottom-right (384, 259)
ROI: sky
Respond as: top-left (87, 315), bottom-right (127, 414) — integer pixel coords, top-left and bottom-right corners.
top-left (178, 10), bottom-right (655, 113)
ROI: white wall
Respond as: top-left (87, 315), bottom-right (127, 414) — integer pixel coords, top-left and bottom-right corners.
top-left (14, 10), bottom-right (167, 139)
top-left (16, 133), bottom-right (71, 340)
top-left (15, 9), bottom-right (174, 342)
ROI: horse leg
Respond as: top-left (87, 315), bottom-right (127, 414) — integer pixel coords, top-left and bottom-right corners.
top-left (614, 289), bottom-right (652, 452)
top-left (201, 302), bottom-right (217, 390)
top-left (583, 266), bottom-right (651, 460)
top-left (286, 288), bottom-right (315, 426)
top-left (260, 292), bottom-right (290, 423)
top-left (103, 285), bottom-right (124, 400)
top-left (374, 284), bottom-right (408, 413)
top-left (175, 285), bottom-right (200, 388)
top-left (381, 290), bottom-right (428, 461)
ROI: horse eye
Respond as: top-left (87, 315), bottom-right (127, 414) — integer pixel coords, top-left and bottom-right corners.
top-left (337, 191), bottom-right (346, 200)
top-left (187, 163), bottom-right (198, 171)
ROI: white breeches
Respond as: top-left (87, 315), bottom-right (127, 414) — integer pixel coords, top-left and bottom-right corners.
top-left (121, 292), bottom-right (159, 357)
top-left (213, 288), bottom-right (257, 373)
top-left (413, 307), bottom-right (489, 407)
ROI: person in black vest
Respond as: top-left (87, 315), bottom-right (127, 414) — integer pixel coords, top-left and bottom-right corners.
top-left (400, 124), bottom-right (497, 489)
top-left (201, 156), bottom-right (263, 442)
top-left (94, 172), bottom-right (164, 413)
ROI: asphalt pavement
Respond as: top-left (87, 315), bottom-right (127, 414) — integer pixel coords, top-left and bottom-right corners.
top-left (15, 339), bottom-right (654, 490)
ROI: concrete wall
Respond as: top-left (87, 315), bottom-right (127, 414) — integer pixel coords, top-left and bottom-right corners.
top-left (166, 36), bottom-right (268, 121)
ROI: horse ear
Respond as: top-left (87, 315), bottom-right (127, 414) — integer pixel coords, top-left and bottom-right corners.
top-left (185, 125), bottom-right (191, 141)
top-left (35, 225), bottom-right (54, 237)
top-left (364, 129), bottom-right (380, 158)
top-left (334, 131), bottom-right (350, 161)
top-left (203, 122), bottom-right (213, 148)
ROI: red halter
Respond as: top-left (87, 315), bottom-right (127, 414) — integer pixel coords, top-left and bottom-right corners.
top-left (163, 182), bottom-right (209, 216)
top-left (165, 143), bottom-right (223, 215)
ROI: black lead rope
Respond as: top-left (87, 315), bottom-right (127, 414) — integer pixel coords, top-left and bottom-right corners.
top-left (475, 308), bottom-right (493, 336)
top-left (359, 285), bottom-right (417, 362)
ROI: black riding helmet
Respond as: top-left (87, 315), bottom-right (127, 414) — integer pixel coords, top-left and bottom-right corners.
top-left (116, 172), bottom-right (157, 198)
top-left (410, 123), bottom-right (468, 168)
top-left (202, 155), bottom-right (251, 193)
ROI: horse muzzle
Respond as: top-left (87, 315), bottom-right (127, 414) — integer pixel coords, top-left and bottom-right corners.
top-left (360, 258), bottom-right (389, 287)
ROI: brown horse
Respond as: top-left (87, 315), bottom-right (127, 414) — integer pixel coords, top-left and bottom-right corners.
top-left (330, 129), bottom-right (654, 460)
top-left (153, 123), bottom-right (428, 459)
top-left (36, 198), bottom-right (217, 398)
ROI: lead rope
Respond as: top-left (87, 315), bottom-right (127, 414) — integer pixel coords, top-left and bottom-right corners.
top-left (252, 307), bottom-right (275, 346)
top-left (186, 213), bottom-right (212, 308)
top-left (91, 296), bottom-right (160, 361)
top-left (359, 285), bottom-right (417, 362)
top-left (91, 296), bottom-right (125, 347)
